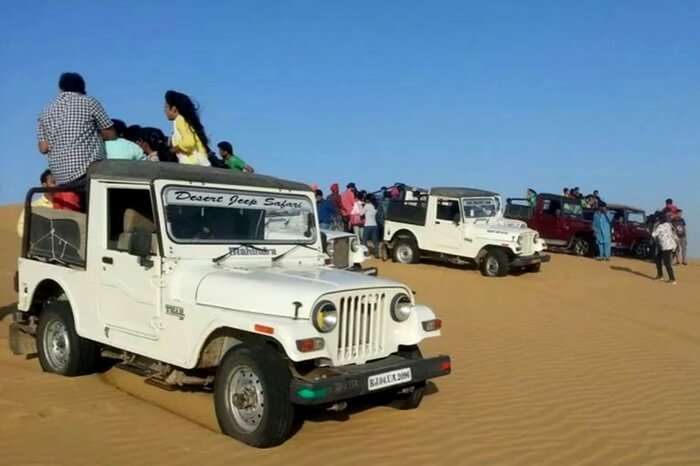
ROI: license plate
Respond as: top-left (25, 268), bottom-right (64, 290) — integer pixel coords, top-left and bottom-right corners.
top-left (367, 368), bottom-right (412, 391)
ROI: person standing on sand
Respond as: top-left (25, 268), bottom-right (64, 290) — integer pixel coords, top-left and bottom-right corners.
top-left (652, 212), bottom-right (678, 284)
top-left (592, 204), bottom-right (612, 261)
top-left (672, 210), bottom-right (688, 266)
top-left (341, 183), bottom-right (357, 231)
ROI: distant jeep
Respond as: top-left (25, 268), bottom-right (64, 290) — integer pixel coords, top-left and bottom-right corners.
top-left (11, 161), bottom-right (450, 448)
top-left (383, 187), bottom-right (550, 277)
top-left (321, 229), bottom-right (376, 275)
top-left (506, 193), bottom-right (595, 257)
top-left (583, 204), bottom-right (653, 259)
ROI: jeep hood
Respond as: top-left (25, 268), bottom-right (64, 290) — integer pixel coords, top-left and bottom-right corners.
top-left (196, 266), bottom-right (405, 318)
top-left (471, 216), bottom-right (532, 239)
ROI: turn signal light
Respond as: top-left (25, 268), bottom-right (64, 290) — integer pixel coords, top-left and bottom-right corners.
top-left (296, 337), bottom-right (325, 352)
top-left (254, 324), bottom-right (274, 335)
top-left (421, 319), bottom-right (442, 332)
top-left (440, 360), bottom-right (451, 372)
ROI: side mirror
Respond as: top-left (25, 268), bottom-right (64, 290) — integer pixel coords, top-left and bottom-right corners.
top-left (128, 230), bottom-right (153, 267)
top-left (453, 213), bottom-right (461, 225)
top-left (321, 231), bottom-right (328, 253)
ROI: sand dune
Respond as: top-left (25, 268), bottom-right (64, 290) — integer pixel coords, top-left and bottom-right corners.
top-left (0, 204), bottom-right (698, 466)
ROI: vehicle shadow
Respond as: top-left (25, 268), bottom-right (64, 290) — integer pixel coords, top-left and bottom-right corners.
top-left (297, 381), bottom-right (440, 427)
top-left (609, 266), bottom-right (657, 280)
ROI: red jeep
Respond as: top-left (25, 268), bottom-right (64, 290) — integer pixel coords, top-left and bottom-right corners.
top-left (506, 194), bottom-right (595, 256)
top-left (596, 204), bottom-right (653, 258)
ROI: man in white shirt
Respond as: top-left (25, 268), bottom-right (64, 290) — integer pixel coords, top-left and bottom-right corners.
top-left (361, 196), bottom-right (379, 258)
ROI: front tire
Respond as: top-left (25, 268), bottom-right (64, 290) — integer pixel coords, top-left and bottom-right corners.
top-left (36, 302), bottom-right (100, 376)
top-left (214, 345), bottom-right (295, 448)
top-left (392, 345), bottom-right (426, 410)
top-left (525, 263), bottom-right (541, 273)
top-left (392, 238), bottom-right (420, 264)
top-left (480, 249), bottom-right (509, 277)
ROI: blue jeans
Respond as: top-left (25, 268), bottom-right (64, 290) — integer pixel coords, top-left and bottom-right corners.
top-left (596, 240), bottom-right (611, 259)
top-left (363, 226), bottom-right (379, 257)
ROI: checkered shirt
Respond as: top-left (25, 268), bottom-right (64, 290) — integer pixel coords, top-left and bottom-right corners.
top-left (37, 92), bottom-right (113, 185)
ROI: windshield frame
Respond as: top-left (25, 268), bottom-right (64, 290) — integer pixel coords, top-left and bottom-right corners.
top-left (160, 184), bottom-right (318, 246)
top-left (625, 210), bottom-right (646, 225)
top-left (461, 196), bottom-right (501, 219)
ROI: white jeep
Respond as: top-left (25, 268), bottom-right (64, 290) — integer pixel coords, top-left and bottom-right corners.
top-left (11, 161), bottom-right (450, 448)
top-left (383, 187), bottom-right (550, 277)
top-left (321, 229), bottom-right (376, 275)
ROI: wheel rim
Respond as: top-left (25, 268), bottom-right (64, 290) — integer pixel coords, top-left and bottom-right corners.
top-left (43, 319), bottom-right (70, 371)
top-left (226, 364), bottom-right (265, 433)
top-left (396, 244), bottom-right (414, 263)
top-left (486, 256), bottom-right (500, 275)
top-left (575, 240), bottom-right (588, 256)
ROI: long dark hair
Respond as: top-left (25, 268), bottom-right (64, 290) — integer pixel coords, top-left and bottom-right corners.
top-left (165, 90), bottom-right (210, 153)
top-left (142, 127), bottom-right (176, 162)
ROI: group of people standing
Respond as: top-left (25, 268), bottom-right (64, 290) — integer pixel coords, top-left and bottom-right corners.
top-left (315, 183), bottom-right (404, 257)
top-left (591, 197), bottom-right (688, 285)
top-left (35, 72), bottom-right (254, 211)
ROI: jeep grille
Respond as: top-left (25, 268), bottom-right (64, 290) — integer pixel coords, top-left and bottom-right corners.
top-left (334, 291), bottom-right (387, 364)
top-left (518, 232), bottom-right (535, 255)
top-left (331, 238), bottom-right (350, 269)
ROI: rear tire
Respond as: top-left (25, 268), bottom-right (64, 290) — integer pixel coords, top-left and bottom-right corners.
top-left (392, 238), bottom-right (420, 264)
top-left (36, 302), bottom-right (100, 376)
top-left (480, 249), bottom-right (509, 277)
top-left (214, 345), bottom-right (295, 448)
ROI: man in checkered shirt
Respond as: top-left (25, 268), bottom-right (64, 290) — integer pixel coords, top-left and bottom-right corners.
top-left (37, 73), bottom-right (116, 185)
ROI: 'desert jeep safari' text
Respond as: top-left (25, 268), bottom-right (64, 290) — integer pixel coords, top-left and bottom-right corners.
top-left (11, 161), bottom-right (451, 448)
top-left (383, 187), bottom-right (550, 277)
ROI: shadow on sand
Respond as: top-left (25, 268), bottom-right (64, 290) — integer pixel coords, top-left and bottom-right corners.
top-left (610, 266), bottom-right (657, 280)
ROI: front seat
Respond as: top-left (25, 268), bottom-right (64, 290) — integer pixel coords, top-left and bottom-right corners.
top-left (116, 209), bottom-right (157, 254)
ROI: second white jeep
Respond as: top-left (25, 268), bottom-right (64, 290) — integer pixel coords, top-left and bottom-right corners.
top-left (383, 187), bottom-right (550, 277)
top-left (11, 161), bottom-right (450, 448)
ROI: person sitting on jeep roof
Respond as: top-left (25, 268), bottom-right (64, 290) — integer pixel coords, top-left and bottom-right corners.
top-left (105, 119), bottom-right (145, 160)
top-left (17, 170), bottom-right (55, 237)
top-left (217, 141), bottom-right (255, 173)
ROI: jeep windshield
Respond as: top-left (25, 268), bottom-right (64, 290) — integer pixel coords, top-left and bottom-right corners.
top-left (462, 197), bottom-right (500, 218)
top-left (162, 187), bottom-right (316, 244)
top-left (626, 211), bottom-right (646, 224)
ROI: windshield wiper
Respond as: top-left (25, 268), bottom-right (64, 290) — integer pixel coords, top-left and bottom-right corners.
top-left (272, 244), bottom-right (320, 263)
top-left (212, 244), bottom-right (271, 264)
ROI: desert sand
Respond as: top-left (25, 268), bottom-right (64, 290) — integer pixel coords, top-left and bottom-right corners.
top-left (0, 204), bottom-right (698, 466)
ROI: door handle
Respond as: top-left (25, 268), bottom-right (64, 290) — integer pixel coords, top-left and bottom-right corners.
top-left (102, 256), bottom-right (114, 265)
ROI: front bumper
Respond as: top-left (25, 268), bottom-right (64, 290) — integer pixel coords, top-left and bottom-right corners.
top-left (290, 354), bottom-right (451, 405)
top-left (510, 253), bottom-right (551, 268)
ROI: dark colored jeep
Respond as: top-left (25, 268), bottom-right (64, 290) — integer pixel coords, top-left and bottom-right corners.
top-left (506, 194), bottom-right (595, 256)
top-left (584, 204), bottom-right (653, 258)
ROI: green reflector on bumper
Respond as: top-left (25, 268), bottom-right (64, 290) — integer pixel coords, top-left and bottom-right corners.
top-left (297, 387), bottom-right (329, 400)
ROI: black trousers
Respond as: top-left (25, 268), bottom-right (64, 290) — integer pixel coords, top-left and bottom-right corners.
top-left (655, 250), bottom-right (676, 281)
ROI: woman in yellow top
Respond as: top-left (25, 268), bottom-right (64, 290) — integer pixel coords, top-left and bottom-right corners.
top-left (164, 90), bottom-right (211, 166)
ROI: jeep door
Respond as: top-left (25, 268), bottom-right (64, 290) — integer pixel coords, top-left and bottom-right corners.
top-left (426, 197), bottom-right (463, 254)
top-left (95, 183), bottom-right (162, 342)
top-left (535, 197), bottom-right (568, 246)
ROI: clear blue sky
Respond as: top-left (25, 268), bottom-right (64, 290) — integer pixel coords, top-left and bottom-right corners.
top-left (1, 1), bottom-right (698, 256)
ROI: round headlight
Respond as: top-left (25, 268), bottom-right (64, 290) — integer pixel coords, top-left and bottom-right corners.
top-left (350, 237), bottom-right (360, 252)
top-left (312, 300), bottom-right (338, 333)
top-left (390, 293), bottom-right (412, 322)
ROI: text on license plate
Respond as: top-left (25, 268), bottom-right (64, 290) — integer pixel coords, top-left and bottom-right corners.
top-left (367, 368), bottom-right (412, 391)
